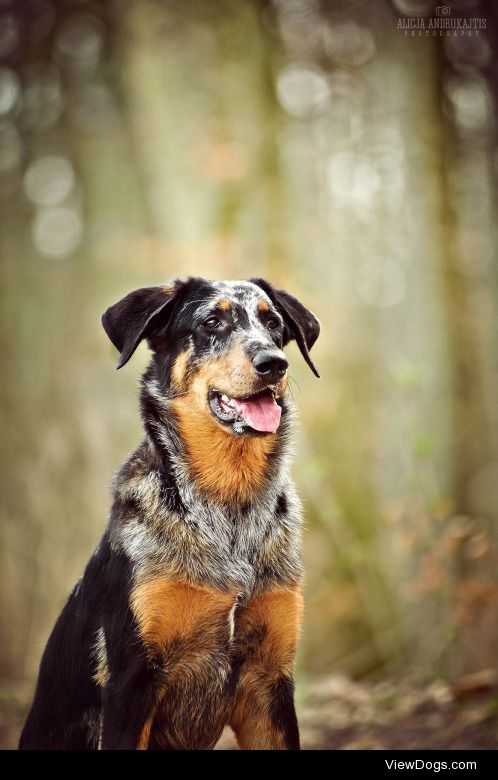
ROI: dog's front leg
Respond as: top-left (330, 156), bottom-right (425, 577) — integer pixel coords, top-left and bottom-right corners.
top-left (101, 663), bottom-right (162, 750)
top-left (230, 586), bottom-right (303, 750)
top-left (230, 667), bottom-right (300, 750)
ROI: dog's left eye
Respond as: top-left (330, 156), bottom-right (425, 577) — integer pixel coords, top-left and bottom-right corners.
top-left (203, 316), bottom-right (221, 330)
top-left (266, 317), bottom-right (280, 330)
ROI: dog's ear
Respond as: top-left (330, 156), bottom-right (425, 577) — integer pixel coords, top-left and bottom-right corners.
top-left (250, 278), bottom-right (320, 378)
top-left (102, 283), bottom-right (183, 369)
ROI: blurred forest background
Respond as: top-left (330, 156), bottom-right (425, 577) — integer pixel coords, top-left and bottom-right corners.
top-left (1, 0), bottom-right (498, 749)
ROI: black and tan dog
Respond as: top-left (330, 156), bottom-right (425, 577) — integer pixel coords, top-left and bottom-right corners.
top-left (19, 276), bottom-right (320, 750)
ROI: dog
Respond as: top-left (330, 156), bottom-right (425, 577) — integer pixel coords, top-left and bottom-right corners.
top-left (19, 276), bottom-right (320, 750)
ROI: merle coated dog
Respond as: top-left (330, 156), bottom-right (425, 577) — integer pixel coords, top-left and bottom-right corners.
top-left (19, 277), bottom-right (320, 750)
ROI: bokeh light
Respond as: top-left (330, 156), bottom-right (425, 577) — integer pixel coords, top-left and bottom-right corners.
top-left (276, 64), bottom-right (330, 119)
top-left (20, 63), bottom-right (63, 132)
top-left (0, 67), bottom-right (20, 115)
top-left (327, 152), bottom-right (380, 211)
top-left (392, 0), bottom-right (435, 15)
top-left (444, 33), bottom-right (491, 70)
top-left (322, 22), bottom-right (376, 67)
top-left (444, 72), bottom-right (493, 134)
top-left (24, 156), bottom-right (75, 207)
top-left (54, 14), bottom-right (105, 76)
top-left (32, 206), bottom-right (83, 258)
top-left (0, 12), bottom-right (20, 58)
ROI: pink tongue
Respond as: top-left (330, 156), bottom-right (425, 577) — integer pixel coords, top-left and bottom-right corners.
top-left (232, 394), bottom-right (282, 433)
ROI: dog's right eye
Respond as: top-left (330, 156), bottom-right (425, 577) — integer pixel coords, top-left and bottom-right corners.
top-left (203, 316), bottom-right (221, 330)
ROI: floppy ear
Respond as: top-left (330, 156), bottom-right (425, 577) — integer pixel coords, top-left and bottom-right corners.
top-left (250, 278), bottom-right (320, 378)
top-left (102, 283), bottom-right (182, 369)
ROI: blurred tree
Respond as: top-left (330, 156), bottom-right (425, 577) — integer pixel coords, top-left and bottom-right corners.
top-left (0, 2), bottom-right (497, 749)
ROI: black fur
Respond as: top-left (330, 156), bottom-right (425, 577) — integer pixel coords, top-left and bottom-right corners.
top-left (269, 676), bottom-right (300, 750)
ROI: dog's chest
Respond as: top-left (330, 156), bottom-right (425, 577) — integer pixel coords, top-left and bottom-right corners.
top-left (168, 500), bottom-right (284, 596)
top-left (118, 487), bottom-right (302, 598)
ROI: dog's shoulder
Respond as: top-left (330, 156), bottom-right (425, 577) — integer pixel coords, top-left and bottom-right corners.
top-left (111, 439), bottom-right (183, 520)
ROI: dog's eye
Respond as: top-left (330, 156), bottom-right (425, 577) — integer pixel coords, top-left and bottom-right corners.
top-left (266, 317), bottom-right (280, 330)
top-left (203, 316), bottom-right (221, 330)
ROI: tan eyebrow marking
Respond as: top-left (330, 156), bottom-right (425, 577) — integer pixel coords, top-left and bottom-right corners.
top-left (258, 300), bottom-right (269, 312)
top-left (217, 299), bottom-right (231, 312)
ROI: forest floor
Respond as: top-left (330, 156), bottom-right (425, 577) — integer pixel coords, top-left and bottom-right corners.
top-left (2, 671), bottom-right (498, 750)
top-left (216, 671), bottom-right (498, 750)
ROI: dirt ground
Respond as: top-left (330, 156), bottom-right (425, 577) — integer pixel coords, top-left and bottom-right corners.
top-left (3, 672), bottom-right (498, 750)
top-left (215, 671), bottom-right (498, 750)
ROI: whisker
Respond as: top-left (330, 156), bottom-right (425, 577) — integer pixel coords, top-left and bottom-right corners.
top-left (287, 376), bottom-right (302, 399)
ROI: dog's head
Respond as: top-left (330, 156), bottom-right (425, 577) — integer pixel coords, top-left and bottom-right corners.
top-left (102, 277), bottom-right (319, 436)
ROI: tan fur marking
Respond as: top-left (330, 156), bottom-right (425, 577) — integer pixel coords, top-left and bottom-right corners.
top-left (190, 339), bottom-right (265, 399)
top-left (258, 300), bottom-right (269, 312)
top-left (237, 587), bottom-right (304, 675)
top-left (131, 578), bottom-right (236, 650)
top-left (217, 298), bottom-right (231, 311)
top-left (93, 660), bottom-right (109, 688)
top-left (137, 714), bottom-right (155, 750)
top-left (231, 697), bottom-right (287, 750)
top-left (173, 400), bottom-right (277, 503)
top-left (92, 628), bottom-right (109, 688)
top-left (170, 340), bottom-right (285, 503)
top-left (230, 587), bottom-right (303, 750)
top-left (171, 348), bottom-right (192, 391)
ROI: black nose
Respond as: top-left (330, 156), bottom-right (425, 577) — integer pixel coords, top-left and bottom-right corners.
top-left (252, 350), bottom-right (288, 381)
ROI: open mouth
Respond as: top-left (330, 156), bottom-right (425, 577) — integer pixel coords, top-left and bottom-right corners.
top-left (209, 388), bottom-right (282, 434)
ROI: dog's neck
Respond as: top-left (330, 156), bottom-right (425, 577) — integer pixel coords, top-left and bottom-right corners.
top-left (140, 373), bottom-right (292, 508)
top-left (170, 394), bottom-right (280, 505)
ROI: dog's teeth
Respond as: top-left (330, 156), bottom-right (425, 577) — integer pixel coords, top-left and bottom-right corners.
top-left (221, 394), bottom-right (230, 403)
